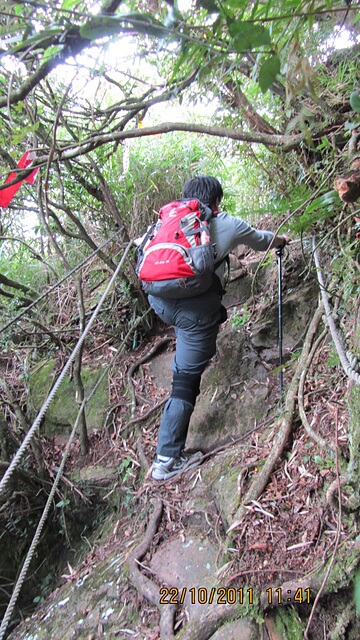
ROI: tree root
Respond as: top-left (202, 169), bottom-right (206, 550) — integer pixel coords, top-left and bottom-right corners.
top-left (228, 303), bottom-right (324, 532)
top-left (127, 498), bottom-right (242, 640)
top-left (297, 326), bottom-right (333, 451)
top-left (175, 601), bottom-right (246, 640)
top-left (314, 244), bottom-right (360, 385)
top-left (326, 477), bottom-right (347, 509)
top-left (127, 497), bottom-right (178, 639)
top-left (136, 437), bottom-right (150, 472)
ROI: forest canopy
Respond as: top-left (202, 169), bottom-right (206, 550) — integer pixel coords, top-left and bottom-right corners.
top-left (0, 0), bottom-right (359, 249)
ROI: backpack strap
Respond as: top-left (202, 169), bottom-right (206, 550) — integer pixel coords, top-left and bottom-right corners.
top-left (137, 222), bottom-right (156, 254)
top-left (181, 198), bottom-right (213, 222)
top-left (213, 254), bottom-right (230, 295)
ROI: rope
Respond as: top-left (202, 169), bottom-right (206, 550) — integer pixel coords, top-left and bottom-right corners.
top-left (0, 300), bottom-right (150, 640)
top-left (0, 240), bottom-right (134, 496)
top-left (0, 229), bottom-right (123, 335)
top-left (313, 240), bottom-right (360, 386)
top-left (0, 400), bottom-right (84, 640)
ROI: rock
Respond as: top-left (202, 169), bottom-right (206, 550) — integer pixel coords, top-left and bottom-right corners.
top-left (6, 538), bottom-right (129, 640)
top-left (209, 618), bottom-right (258, 640)
top-left (149, 535), bottom-right (217, 594)
top-left (149, 530), bottom-right (258, 634)
top-left (186, 261), bottom-right (318, 452)
top-left (186, 327), bottom-right (271, 453)
top-left (70, 464), bottom-right (118, 483)
top-left (147, 350), bottom-right (174, 393)
top-left (27, 359), bottom-right (109, 435)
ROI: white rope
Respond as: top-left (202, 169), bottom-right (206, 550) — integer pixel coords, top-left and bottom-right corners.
top-left (313, 240), bottom-right (360, 386)
top-left (0, 299), bottom-right (150, 640)
top-left (0, 240), bottom-right (134, 496)
top-left (0, 400), bottom-right (84, 640)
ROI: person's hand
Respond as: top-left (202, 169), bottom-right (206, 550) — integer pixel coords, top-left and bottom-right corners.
top-left (275, 234), bottom-right (290, 249)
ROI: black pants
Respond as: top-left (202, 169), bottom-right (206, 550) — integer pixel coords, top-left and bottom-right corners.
top-left (148, 288), bottom-right (225, 457)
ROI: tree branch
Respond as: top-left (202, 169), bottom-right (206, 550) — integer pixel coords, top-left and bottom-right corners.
top-left (220, 80), bottom-right (279, 135)
top-left (0, 0), bottom-right (125, 109)
top-left (0, 273), bottom-right (38, 298)
top-left (29, 122), bottom-right (305, 170)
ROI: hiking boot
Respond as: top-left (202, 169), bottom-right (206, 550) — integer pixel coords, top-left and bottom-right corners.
top-left (152, 451), bottom-right (203, 481)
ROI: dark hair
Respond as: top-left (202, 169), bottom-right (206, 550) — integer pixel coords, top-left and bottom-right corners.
top-left (183, 175), bottom-right (223, 207)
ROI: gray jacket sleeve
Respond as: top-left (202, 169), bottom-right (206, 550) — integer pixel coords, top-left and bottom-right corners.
top-left (210, 211), bottom-right (274, 262)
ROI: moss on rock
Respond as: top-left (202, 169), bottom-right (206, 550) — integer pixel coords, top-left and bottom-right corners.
top-left (28, 359), bottom-right (109, 435)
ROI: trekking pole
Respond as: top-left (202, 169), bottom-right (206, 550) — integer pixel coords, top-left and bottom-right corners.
top-left (276, 245), bottom-right (284, 398)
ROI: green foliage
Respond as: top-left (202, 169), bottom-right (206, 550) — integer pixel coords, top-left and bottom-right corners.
top-left (327, 348), bottom-right (340, 369)
top-left (346, 91), bottom-right (360, 131)
top-left (349, 91), bottom-right (360, 113)
top-left (259, 55), bottom-right (281, 93)
top-left (42, 44), bottom-right (62, 64)
top-left (0, 28), bottom-right (64, 57)
top-left (304, 190), bottom-right (338, 215)
top-left (287, 189), bottom-right (340, 235)
top-left (330, 247), bottom-right (360, 306)
top-left (113, 131), bottom-right (238, 234)
top-left (119, 456), bottom-right (133, 483)
top-left (33, 572), bottom-right (54, 605)
top-left (55, 499), bottom-right (71, 508)
top-left (312, 453), bottom-right (334, 471)
top-left (61, 0), bottom-right (83, 9)
top-left (0, 243), bottom-right (47, 292)
top-left (229, 304), bottom-right (250, 330)
top-left (0, 0), bottom-right (358, 350)
top-left (227, 19), bottom-right (271, 51)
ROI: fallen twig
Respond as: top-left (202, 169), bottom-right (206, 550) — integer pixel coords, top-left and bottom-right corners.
top-left (126, 397), bottom-right (167, 426)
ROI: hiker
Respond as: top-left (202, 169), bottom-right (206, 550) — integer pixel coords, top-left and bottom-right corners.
top-left (146, 175), bottom-right (288, 481)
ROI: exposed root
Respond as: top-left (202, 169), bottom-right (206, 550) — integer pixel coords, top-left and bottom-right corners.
top-left (136, 437), bottom-right (150, 472)
top-left (326, 477), bottom-right (347, 509)
top-left (127, 497), bottom-right (178, 639)
top-left (304, 406), bottom-right (343, 639)
top-left (297, 327), bottom-right (332, 451)
top-left (314, 245), bottom-right (360, 385)
top-left (228, 303), bottom-right (324, 532)
top-left (175, 601), bottom-right (245, 640)
top-left (126, 397), bottom-right (167, 427)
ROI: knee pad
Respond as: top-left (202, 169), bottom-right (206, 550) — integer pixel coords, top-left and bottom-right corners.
top-left (171, 372), bottom-right (201, 407)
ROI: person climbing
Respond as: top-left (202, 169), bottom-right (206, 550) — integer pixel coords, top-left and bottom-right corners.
top-left (147, 175), bottom-right (288, 481)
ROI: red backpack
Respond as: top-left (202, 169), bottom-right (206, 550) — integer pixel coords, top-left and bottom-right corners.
top-left (136, 199), bottom-right (217, 298)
